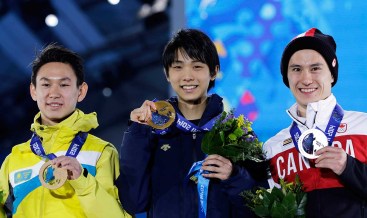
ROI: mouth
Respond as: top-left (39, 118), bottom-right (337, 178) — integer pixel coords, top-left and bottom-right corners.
top-left (181, 85), bottom-right (198, 91)
top-left (47, 103), bottom-right (63, 108)
top-left (299, 88), bottom-right (317, 93)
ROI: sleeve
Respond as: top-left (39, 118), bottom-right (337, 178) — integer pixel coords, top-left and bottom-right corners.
top-left (68, 144), bottom-right (132, 218)
top-left (0, 156), bottom-right (10, 218)
top-left (220, 165), bottom-right (269, 216)
top-left (0, 154), bottom-right (14, 218)
top-left (339, 155), bottom-right (367, 198)
top-left (117, 122), bottom-right (154, 214)
top-left (221, 164), bottom-right (270, 201)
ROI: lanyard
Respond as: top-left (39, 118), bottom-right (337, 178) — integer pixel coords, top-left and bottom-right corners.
top-left (154, 113), bottom-right (220, 135)
top-left (290, 104), bottom-right (344, 151)
top-left (186, 160), bottom-right (210, 218)
top-left (30, 132), bottom-right (88, 160)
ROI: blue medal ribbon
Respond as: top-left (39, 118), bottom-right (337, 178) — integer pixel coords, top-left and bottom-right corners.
top-left (167, 114), bottom-right (218, 218)
top-left (290, 104), bottom-right (344, 151)
top-left (153, 113), bottom-right (220, 135)
top-left (30, 131), bottom-right (88, 159)
top-left (151, 99), bottom-right (221, 217)
top-left (186, 160), bottom-right (209, 218)
top-left (31, 131), bottom-right (87, 185)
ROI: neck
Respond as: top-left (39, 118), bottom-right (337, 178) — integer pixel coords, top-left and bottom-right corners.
top-left (297, 106), bottom-right (306, 118)
top-left (178, 97), bottom-right (208, 120)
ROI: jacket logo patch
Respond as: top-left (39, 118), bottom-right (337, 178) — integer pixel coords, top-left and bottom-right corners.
top-left (14, 169), bottom-right (32, 184)
top-left (338, 123), bottom-right (347, 133)
top-left (283, 138), bottom-right (292, 146)
top-left (160, 144), bottom-right (171, 151)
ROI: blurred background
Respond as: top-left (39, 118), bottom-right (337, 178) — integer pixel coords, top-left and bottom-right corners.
top-left (1, 0), bottom-right (367, 217)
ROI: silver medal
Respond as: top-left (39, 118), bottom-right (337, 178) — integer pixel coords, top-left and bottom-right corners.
top-left (297, 129), bottom-right (328, 159)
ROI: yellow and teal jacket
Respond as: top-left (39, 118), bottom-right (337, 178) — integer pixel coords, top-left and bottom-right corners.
top-left (0, 109), bottom-right (131, 218)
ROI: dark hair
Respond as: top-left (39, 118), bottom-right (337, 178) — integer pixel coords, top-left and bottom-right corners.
top-left (31, 43), bottom-right (84, 86)
top-left (162, 29), bottom-right (220, 91)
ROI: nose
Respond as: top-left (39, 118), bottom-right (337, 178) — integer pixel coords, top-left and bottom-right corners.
top-left (300, 70), bottom-right (313, 85)
top-left (48, 84), bottom-right (61, 98)
top-left (182, 67), bottom-right (194, 81)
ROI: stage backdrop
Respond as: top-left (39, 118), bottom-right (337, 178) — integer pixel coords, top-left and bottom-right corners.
top-left (136, 1), bottom-right (367, 217)
top-left (185, 0), bottom-right (367, 142)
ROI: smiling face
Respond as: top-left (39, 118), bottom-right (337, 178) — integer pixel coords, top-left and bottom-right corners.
top-left (30, 62), bottom-right (88, 126)
top-left (166, 49), bottom-right (217, 105)
top-left (287, 49), bottom-right (334, 116)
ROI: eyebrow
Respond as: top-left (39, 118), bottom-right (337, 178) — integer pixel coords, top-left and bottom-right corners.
top-left (39, 77), bottom-right (72, 82)
top-left (288, 62), bottom-right (324, 68)
top-left (172, 59), bottom-right (202, 64)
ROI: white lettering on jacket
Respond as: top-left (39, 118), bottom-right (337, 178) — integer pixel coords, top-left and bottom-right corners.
top-left (177, 117), bottom-right (198, 132)
top-left (276, 152), bottom-right (310, 179)
top-left (332, 139), bottom-right (355, 157)
top-left (275, 140), bottom-right (355, 179)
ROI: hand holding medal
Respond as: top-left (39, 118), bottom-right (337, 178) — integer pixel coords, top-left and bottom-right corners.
top-left (39, 161), bottom-right (68, 190)
top-left (39, 156), bottom-right (83, 189)
top-left (31, 132), bottom-right (87, 190)
top-left (132, 100), bottom-right (176, 130)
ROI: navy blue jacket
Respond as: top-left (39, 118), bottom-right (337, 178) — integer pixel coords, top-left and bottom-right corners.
top-left (118, 94), bottom-right (258, 217)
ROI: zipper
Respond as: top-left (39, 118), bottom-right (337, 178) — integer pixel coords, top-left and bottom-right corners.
top-left (192, 132), bottom-right (196, 140)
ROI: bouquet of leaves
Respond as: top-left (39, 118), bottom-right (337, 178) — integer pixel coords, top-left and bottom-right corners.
top-left (242, 175), bottom-right (307, 218)
top-left (201, 110), bottom-right (265, 163)
top-left (0, 187), bottom-right (3, 214)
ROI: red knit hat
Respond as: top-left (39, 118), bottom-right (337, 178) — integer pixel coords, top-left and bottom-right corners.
top-left (280, 28), bottom-right (338, 87)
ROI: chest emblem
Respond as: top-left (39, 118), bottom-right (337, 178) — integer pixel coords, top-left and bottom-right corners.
top-left (160, 144), bottom-right (171, 151)
top-left (283, 138), bottom-right (292, 146)
top-left (337, 123), bottom-right (347, 133)
top-left (14, 169), bottom-right (32, 184)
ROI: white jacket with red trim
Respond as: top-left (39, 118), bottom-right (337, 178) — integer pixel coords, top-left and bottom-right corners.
top-left (264, 94), bottom-right (367, 218)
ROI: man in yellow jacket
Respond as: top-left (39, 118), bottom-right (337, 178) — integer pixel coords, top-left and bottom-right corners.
top-left (0, 44), bottom-right (131, 218)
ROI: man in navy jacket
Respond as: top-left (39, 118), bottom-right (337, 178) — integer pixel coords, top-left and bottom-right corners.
top-left (117, 29), bottom-right (263, 217)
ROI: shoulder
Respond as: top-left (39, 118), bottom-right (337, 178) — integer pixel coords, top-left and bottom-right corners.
top-left (10, 140), bottom-right (32, 154)
top-left (264, 127), bottom-right (291, 146)
top-left (340, 110), bottom-right (367, 134)
top-left (85, 134), bottom-right (116, 151)
top-left (343, 110), bottom-right (367, 119)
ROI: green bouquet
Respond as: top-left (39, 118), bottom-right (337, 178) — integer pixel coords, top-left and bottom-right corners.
top-left (201, 110), bottom-right (265, 163)
top-left (243, 175), bottom-right (307, 218)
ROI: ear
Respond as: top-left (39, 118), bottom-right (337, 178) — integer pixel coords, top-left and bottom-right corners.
top-left (77, 82), bottom-right (88, 102)
top-left (30, 83), bottom-right (37, 101)
top-left (211, 65), bottom-right (219, 81)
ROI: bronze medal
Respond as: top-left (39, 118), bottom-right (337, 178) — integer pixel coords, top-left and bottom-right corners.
top-left (39, 161), bottom-right (67, 190)
top-left (147, 101), bottom-right (176, 130)
top-left (298, 129), bottom-right (328, 159)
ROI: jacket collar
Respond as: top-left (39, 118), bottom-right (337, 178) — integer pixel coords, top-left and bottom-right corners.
top-left (287, 94), bottom-right (337, 130)
top-left (168, 94), bottom-right (223, 126)
top-left (31, 109), bottom-right (98, 138)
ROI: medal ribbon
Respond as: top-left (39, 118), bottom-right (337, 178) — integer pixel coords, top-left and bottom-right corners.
top-left (151, 100), bottom-right (222, 217)
top-left (154, 113), bottom-right (220, 135)
top-left (290, 104), bottom-right (344, 151)
top-left (30, 132), bottom-right (88, 160)
top-left (173, 114), bottom-right (219, 218)
top-left (150, 98), bottom-right (220, 135)
top-left (186, 160), bottom-right (209, 218)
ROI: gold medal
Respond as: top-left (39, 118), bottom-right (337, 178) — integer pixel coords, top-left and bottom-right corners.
top-left (147, 101), bottom-right (176, 130)
top-left (39, 161), bottom-right (67, 190)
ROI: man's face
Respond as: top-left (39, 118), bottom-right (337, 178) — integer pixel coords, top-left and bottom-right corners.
top-left (166, 50), bottom-right (217, 105)
top-left (30, 62), bottom-right (87, 126)
top-left (287, 49), bottom-right (334, 115)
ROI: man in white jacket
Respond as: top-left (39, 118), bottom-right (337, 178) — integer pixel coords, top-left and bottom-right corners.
top-left (264, 28), bottom-right (367, 218)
